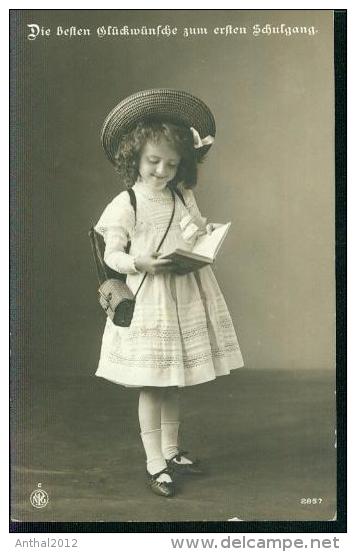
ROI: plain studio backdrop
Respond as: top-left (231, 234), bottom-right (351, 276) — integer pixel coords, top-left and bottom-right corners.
top-left (11, 9), bottom-right (336, 522)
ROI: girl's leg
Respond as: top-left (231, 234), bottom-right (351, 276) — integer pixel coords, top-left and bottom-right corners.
top-left (139, 387), bottom-right (169, 477)
top-left (161, 387), bottom-right (192, 464)
top-left (161, 387), bottom-right (180, 461)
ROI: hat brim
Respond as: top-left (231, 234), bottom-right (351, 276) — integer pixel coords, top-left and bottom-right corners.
top-left (101, 88), bottom-right (216, 165)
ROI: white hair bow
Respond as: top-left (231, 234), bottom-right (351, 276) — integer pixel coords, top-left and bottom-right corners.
top-left (190, 126), bottom-right (215, 149)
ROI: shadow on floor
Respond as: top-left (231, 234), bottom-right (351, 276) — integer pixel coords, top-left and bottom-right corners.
top-left (11, 368), bottom-right (336, 522)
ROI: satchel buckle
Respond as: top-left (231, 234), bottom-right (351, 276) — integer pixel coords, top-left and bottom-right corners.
top-left (99, 289), bottom-right (112, 312)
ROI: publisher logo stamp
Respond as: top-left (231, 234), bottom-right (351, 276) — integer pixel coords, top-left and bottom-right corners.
top-left (30, 483), bottom-right (49, 509)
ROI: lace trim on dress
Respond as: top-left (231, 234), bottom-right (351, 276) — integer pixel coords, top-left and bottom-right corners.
top-left (123, 317), bottom-right (239, 342)
top-left (107, 343), bottom-right (240, 371)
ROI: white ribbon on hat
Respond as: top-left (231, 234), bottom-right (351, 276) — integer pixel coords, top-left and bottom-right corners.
top-left (190, 127), bottom-right (215, 149)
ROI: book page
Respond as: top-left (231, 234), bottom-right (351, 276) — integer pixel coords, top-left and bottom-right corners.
top-left (192, 222), bottom-right (231, 260)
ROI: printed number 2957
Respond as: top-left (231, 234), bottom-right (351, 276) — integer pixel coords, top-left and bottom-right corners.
top-left (300, 498), bottom-right (323, 504)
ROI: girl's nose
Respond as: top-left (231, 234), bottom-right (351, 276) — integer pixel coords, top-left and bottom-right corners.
top-left (155, 162), bottom-right (166, 176)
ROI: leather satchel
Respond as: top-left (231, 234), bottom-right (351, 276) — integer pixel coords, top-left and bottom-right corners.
top-left (89, 186), bottom-right (179, 327)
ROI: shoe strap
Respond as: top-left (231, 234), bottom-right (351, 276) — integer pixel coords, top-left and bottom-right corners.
top-left (173, 450), bottom-right (189, 462)
top-left (151, 467), bottom-right (172, 480)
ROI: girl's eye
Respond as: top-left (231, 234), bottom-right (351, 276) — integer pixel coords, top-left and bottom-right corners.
top-left (148, 159), bottom-right (178, 168)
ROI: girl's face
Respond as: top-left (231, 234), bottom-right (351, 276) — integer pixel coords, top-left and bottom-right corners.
top-left (138, 137), bottom-right (181, 190)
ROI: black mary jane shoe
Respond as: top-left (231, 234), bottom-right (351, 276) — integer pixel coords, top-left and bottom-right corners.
top-left (167, 451), bottom-right (204, 476)
top-left (146, 468), bottom-right (175, 498)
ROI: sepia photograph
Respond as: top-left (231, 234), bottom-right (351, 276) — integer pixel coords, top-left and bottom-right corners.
top-left (10, 8), bottom-right (344, 528)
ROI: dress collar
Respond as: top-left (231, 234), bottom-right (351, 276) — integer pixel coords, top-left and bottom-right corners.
top-left (133, 179), bottom-right (172, 199)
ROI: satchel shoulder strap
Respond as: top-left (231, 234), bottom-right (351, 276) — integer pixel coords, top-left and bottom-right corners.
top-left (173, 187), bottom-right (186, 207)
top-left (133, 188), bottom-right (176, 299)
top-left (127, 188), bottom-right (137, 222)
top-left (168, 183), bottom-right (186, 207)
top-left (89, 189), bottom-right (137, 285)
top-left (88, 226), bottom-right (107, 285)
top-left (89, 187), bottom-right (177, 289)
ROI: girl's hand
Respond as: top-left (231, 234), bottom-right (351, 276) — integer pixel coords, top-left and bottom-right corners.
top-left (134, 252), bottom-right (177, 275)
top-left (197, 223), bottom-right (224, 236)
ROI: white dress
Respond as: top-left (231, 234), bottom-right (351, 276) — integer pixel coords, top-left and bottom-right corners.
top-left (94, 180), bottom-right (244, 388)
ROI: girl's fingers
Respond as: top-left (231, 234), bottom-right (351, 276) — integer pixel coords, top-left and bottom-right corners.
top-left (155, 258), bottom-right (173, 265)
top-left (206, 223), bottom-right (223, 234)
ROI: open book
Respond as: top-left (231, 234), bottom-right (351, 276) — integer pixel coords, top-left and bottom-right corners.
top-left (160, 222), bottom-right (231, 274)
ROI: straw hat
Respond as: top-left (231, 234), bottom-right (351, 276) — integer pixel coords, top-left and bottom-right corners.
top-left (101, 88), bottom-right (216, 165)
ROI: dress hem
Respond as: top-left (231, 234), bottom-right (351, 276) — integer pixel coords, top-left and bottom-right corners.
top-left (94, 362), bottom-right (245, 388)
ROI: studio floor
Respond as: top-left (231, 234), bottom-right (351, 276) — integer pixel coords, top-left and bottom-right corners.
top-left (11, 368), bottom-right (336, 523)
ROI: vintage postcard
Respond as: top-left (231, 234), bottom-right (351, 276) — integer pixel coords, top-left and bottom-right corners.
top-left (10, 9), bottom-right (345, 530)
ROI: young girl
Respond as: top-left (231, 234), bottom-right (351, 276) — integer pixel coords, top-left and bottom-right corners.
top-left (94, 89), bottom-right (244, 498)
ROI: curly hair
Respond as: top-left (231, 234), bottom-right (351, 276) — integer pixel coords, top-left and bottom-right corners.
top-left (113, 120), bottom-right (204, 189)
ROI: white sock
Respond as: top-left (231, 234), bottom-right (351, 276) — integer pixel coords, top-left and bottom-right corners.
top-left (139, 389), bottom-right (171, 481)
top-left (161, 421), bottom-right (180, 460)
top-left (161, 388), bottom-right (181, 460)
top-left (140, 429), bottom-right (168, 476)
top-left (161, 422), bottom-right (193, 464)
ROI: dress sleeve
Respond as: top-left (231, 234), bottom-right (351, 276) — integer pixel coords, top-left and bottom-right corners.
top-left (180, 187), bottom-right (208, 228)
top-left (94, 191), bottom-right (140, 275)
